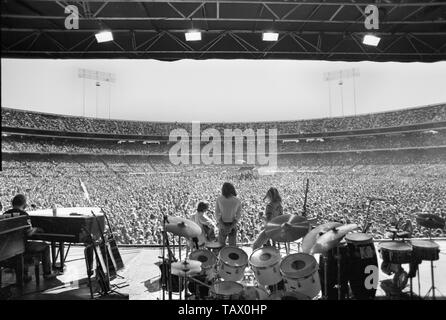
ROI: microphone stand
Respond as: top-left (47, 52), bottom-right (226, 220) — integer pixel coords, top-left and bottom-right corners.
top-left (302, 178), bottom-right (309, 217)
top-left (162, 214), bottom-right (173, 300)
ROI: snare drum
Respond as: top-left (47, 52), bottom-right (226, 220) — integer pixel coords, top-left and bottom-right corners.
top-left (206, 241), bottom-right (224, 255)
top-left (210, 281), bottom-right (244, 300)
top-left (280, 253), bottom-right (321, 299)
top-left (379, 242), bottom-right (412, 264)
top-left (410, 240), bottom-right (440, 261)
top-left (268, 291), bottom-right (310, 300)
top-left (218, 246), bottom-right (248, 281)
top-left (345, 233), bottom-right (378, 300)
top-left (189, 249), bottom-right (217, 275)
top-left (249, 247), bottom-right (282, 286)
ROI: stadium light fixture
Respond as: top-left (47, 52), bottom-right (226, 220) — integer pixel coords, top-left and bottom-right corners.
top-left (185, 30), bottom-right (201, 41)
top-left (95, 30), bottom-right (113, 43)
top-left (362, 34), bottom-right (381, 47)
top-left (262, 32), bottom-right (279, 42)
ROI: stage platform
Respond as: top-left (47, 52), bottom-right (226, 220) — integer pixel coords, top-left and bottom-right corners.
top-left (1, 241), bottom-right (445, 300)
top-left (0, 246), bottom-right (137, 300)
top-left (127, 240), bottom-right (446, 300)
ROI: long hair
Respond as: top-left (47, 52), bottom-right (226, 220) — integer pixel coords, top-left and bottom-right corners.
top-left (264, 187), bottom-right (282, 203)
top-left (221, 182), bottom-right (237, 198)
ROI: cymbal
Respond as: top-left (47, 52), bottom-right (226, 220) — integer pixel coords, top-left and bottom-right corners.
top-left (265, 214), bottom-right (310, 243)
top-left (171, 267), bottom-right (201, 277)
top-left (252, 230), bottom-right (269, 251)
top-left (416, 214), bottom-right (445, 229)
top-left (171, 260), bottom-right (202, 276)
top-left (165, 216), bottom-right (201, 239)
top-left (301, 222), bottom-right (342, 254)
top-left (310, 224), bottom-right (358, 254)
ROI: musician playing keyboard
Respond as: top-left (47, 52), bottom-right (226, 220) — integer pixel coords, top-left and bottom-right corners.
top-left (2, 194), bottom-right (56, 281)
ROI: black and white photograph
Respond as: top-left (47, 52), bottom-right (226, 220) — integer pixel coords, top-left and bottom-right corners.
top-left (1, 0), bottom-right (446, 310)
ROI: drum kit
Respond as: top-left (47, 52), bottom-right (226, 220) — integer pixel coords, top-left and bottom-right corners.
top-left (378, 213), bottom-right (443, 300)
top-left (159, 212), bottom-right (444, 300)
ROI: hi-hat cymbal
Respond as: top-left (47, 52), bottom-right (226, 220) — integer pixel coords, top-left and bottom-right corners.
top-left (165, 216), bottom-right (201, 239)
top-left (416, 214), bottom-right (445, 229)
top-left (171, 267), bottom-right (201, 277)
top-left (171, 260), bottom-right (202, 276)
top-left (301, 222), bottom-right (342, 254)
top-left (265, 214), bottom-right (310, 243)
top-left (310, 224), bottom-right (358, 254)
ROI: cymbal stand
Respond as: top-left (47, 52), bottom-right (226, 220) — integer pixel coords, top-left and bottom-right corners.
top-left (179, 236), bottom-right (182, 261)
top-left (424, 230), bottom-right (442, 300)
top-left (162, 215), bottom-right (173, 300)
top-left (336, 245), bottom-right (342, 300)
top-left (323, 255), bottom-right (328, 300)
top-left (417, 269), bottom-right (421, 297)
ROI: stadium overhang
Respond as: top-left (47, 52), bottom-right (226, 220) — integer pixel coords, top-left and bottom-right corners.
top-left (1, 0), bottom-right (446, 62)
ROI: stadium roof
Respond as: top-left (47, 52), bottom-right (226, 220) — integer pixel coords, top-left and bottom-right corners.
top-left (1, 0), bottom-right (446, 62)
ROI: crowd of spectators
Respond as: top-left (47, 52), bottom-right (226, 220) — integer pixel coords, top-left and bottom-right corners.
top-left (3, 130), bottom-right (445, 155)
top-left (1, 151), bottom-right (445, 245)
top-left (1, 104), bottom-right (445, 245)
top-left (2, 103), bottom-right (445, 136)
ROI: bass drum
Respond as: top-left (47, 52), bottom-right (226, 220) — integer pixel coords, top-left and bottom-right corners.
top-left (345, 233), bottom-right (378, 300)
top-left (210, 281), bottom-right (244, 300)
top-left (268, 291), bottom-right (310, 300)
top-left (280, 253), bottom-right (321, 299)
top-left (318, 242), bottom-right (349, 300)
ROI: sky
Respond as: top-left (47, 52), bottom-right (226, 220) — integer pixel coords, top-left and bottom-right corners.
top-left (1, 58), bottom-right (445, 123)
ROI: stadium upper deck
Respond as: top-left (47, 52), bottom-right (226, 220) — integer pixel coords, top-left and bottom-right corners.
top-left (2, 103), bottom-right (446, 139)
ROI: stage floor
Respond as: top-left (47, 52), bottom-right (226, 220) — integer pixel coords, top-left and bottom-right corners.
top-left (1, 241), bottom-right (445, 300)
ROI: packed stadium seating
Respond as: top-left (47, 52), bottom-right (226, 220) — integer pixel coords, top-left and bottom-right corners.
top-left (1, 104), bottom-right (445, 245)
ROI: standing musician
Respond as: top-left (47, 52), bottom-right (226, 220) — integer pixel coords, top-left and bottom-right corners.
top-left (263, 188), bottom-right (283, 247)
top-left (189, 201), bottom-right (217, 249)
top-left (215, 182), bottom-right (242, 247)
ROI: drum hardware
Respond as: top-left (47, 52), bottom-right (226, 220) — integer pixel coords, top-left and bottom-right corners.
top-left (302, 222), bottom-right (342, 254)
top-left (335, 245), bottom-right (342, 300)
top-left (161, 215), bottom-right (202, 300)
top-left (345, 233), bottom-right (378, 300)
top-left (415, 220), bottom-right (443, 300)
top-left (310, 224), bottom-right (358, 255)
top-left (323, 255), bottom-right (328, 300)
top-left (268, 290), bottom-right (310, 300)
top-left (218, 246), bottom-right (248, 282)
top-left (210, 281), bottom-right (244, 300)
top-left (171, 260), bottom-right (202, 300)
top-left (416, 214), bottom-right (445, 230)
top-left (280, 252), bottom-right (321, 299)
